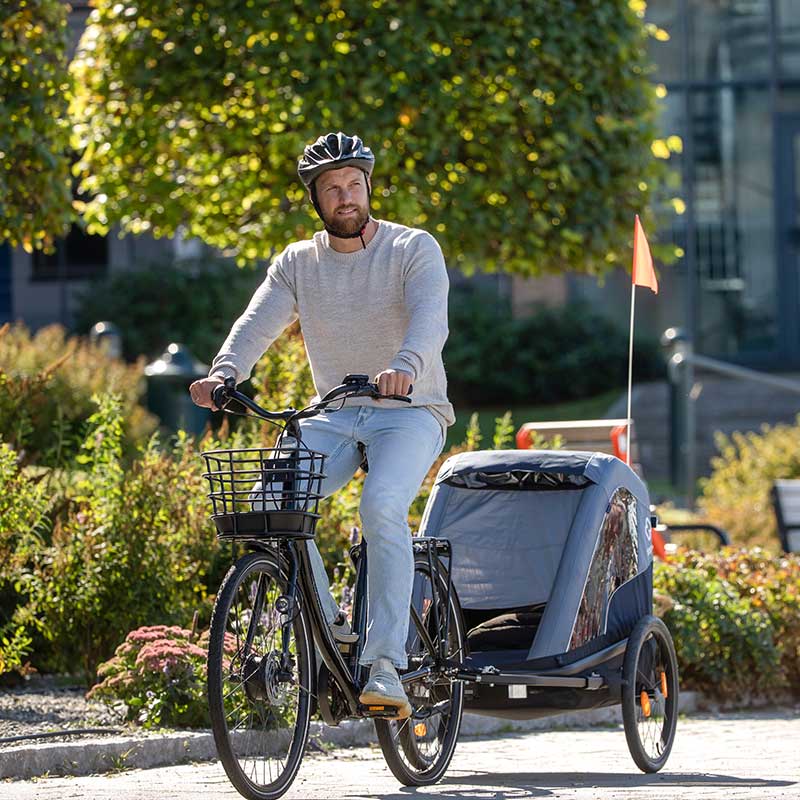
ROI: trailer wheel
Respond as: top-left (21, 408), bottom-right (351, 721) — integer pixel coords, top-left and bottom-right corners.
top-left (622, 615), bottom-right (679, 773)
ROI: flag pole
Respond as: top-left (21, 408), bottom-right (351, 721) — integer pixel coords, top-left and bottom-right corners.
top-left (626, 279), bottom-right (636, 466)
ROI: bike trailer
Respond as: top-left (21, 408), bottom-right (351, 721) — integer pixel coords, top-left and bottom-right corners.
top-left (418, 449), bottom-right (677, 766)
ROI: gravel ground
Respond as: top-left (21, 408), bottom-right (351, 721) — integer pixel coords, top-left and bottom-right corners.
top-left (0, 683), bottom-right (128, 747)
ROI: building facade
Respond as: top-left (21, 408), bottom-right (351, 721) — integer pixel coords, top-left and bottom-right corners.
top-left (647, 0), bottom-right (800, 368)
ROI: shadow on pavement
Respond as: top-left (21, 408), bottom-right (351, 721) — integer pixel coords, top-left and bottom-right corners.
top-left (439, 770), bottom-right (796, 793)
top-left (342, 771), bottom-right (795, 800)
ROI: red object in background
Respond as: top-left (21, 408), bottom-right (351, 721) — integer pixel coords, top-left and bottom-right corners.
top-left (652, 527), bottom-right (668, 560)
top-left (515, 426), bottom-right (533, 449)
top-left (610, 424), bottom-right (629, 463)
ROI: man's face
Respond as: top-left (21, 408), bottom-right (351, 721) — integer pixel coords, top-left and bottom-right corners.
top-left (314, 165), bottom-right (371, 237)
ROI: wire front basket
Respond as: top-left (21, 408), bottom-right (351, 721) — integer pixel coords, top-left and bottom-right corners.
top-left (202, 446), bottom-right (326, 540)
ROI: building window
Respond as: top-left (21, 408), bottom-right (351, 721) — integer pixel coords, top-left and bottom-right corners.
top-left (688, 0), bottom-right (773, 82)
top-left (30, 224), bottom-right (108, 282)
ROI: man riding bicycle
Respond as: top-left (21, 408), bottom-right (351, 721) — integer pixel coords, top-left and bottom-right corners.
top-left (190, 132), bottom-right (453, 718)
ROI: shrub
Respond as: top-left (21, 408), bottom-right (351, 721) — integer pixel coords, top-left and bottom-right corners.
top-left (444, 292), bottom-right (664, 407)
top-left (655, 548), bottom-right (800, 700)
top-left (88, 625), bottom-right (210, 728)
top-left (0, 323), bottom-right (156, 467)
top-left (73, 259), bottom-right (263, 362)
top-left (15, 395), bottom-right (216, 681)
top-left (698, 418), bottom-right (800, 550)
top-left (0, 441), bottom-right (53, 677)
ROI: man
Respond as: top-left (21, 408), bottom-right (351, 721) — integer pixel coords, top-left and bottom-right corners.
top-left (189, 132), bottom-right (453, 718)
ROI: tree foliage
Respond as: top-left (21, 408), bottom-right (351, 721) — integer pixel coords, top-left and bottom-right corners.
top-left (70, 0), bottom-right (666, 274)
top-left (0, 0), bottom-right (74, 251)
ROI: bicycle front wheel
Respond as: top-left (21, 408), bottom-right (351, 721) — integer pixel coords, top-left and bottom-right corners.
top-left (207, 551), bottom-right (313, 800)
top-left (375, 552), bottom-right (466, 786)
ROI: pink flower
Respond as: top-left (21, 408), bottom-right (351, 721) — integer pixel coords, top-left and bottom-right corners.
top-left (133, 638), bottom-right (206, 676)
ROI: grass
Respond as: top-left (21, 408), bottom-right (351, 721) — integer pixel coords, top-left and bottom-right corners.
top-left (445, 389), bottom-right (622, 449)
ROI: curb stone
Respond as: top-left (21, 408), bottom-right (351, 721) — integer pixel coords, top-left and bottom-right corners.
top-left (0, 692), bottom-right (697, 781)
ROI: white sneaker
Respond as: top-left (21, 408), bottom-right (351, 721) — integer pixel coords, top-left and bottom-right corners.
top-left (330, 611), bottom-right (359, 645)
top-left (359, 658), bottom-right (412, 719)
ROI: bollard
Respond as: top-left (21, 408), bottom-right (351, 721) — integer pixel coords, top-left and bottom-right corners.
top-left (89, 321), bottom-right (123, 360)
top-left (144, 343), bottom-right (210, 434)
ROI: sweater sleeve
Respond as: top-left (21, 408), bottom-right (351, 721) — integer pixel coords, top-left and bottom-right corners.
top-left (209, 254), bottom-right (298, 384)
top-left (388, 233), bottom-right (449, 381)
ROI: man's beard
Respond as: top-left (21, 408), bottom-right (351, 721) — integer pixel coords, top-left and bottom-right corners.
top-left (322, 203), bottom-right (370, 238)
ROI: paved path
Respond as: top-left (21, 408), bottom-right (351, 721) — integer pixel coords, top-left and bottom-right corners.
top-left (4, 713), bottom-right (798, 799)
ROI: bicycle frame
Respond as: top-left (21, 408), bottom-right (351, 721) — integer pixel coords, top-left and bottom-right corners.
top-left (242, 533), bottom-right (458, 721)
top-left (211, 374), bottom-right (457, 719)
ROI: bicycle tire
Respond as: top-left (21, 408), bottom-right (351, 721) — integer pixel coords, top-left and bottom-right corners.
top-left (622, 615), bottom-right (679, 773)
top-left (208, 551), bottom-right (313, 800)
top-left (375, 552), bottom-right (466, 786)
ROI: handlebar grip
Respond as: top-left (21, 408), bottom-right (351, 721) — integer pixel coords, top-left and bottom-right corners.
top-left (382, 393), bottom-right (413, 403)
top-left (371, 382), bottom-right (413, 403)
top-left (211, 377), bottom-right (236, 411)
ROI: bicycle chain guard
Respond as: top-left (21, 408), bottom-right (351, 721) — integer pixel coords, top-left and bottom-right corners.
top-left (317, 663), bottom-right (350, 726)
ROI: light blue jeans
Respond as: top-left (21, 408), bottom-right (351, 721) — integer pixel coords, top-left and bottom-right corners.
top-left (295, 405), bottom-right (444, 669)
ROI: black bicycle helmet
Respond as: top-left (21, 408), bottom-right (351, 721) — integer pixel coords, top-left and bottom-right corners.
top-left (297, 132), bottom-right (375, 188)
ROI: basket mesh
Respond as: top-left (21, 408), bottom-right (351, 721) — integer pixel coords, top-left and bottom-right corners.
top-left (202, 446), bottom-right (325, 540)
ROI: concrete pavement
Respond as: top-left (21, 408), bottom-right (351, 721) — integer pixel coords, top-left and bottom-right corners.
top-left (3, 712), bottom-right (798, 800)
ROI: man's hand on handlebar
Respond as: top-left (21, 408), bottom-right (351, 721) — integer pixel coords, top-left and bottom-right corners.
top-left (189, 376), bottom-right (226, 409)
top-left (188, 371), bottom-right (412, 418)
top-left (374, 368), bottom-right (413, 401)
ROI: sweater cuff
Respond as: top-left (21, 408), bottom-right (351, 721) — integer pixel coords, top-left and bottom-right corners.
top-left (209, 365), bottom-right (237, 383)
top-left (389, 355), bottom-right (418, 381)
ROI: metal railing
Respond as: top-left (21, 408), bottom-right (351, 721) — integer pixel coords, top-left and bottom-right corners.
top-left (661, 327), bottom-right (800, 507)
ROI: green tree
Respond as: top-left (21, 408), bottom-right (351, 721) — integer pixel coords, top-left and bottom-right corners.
top-left (70, 0), bottom-right (668, 275)
top-left (0, 0), bottom-right (74, 251)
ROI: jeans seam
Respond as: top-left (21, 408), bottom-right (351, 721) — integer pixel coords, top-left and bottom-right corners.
top-left (323, 438), bottom-right (350, 470)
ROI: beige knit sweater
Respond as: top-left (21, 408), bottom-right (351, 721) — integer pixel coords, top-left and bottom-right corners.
top-left (209, 219), bottom-right (454, 429)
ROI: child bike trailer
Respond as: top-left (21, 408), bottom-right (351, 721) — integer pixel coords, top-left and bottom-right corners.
top-left (418, 449), bottom-right (678, 773)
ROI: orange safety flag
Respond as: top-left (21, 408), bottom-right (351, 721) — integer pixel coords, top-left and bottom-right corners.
top-left (632, 215), bottom-right (658, 294)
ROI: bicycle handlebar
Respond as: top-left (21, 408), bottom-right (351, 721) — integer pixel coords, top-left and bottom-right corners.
top-left (210, 373), bottom-right (413, 420)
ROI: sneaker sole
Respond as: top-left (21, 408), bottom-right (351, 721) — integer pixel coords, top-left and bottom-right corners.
top-left (359, 690), bottom-right (412, 719)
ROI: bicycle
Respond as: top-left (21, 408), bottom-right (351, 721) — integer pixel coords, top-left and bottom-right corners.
top-left (202, 374), bottom-right (466, 800)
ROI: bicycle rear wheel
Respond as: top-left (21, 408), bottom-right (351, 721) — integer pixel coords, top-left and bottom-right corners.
top-left (375, 552), bottom-right (466, 786)
top-left (207, 551), bottom-right (312, 800)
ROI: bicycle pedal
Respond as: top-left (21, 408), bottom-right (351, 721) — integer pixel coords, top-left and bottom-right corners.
top-left (360, 704), bottom-right (400, 718)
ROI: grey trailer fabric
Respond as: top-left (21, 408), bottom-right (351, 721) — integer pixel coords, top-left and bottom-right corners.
top-left (420, 487), bottom-right (582, 608)
top-left (417, 449), bottom-right (652, 660)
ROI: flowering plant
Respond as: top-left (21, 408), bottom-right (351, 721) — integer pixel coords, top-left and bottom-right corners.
top-left (88, 625), bottom-right (210, 729)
